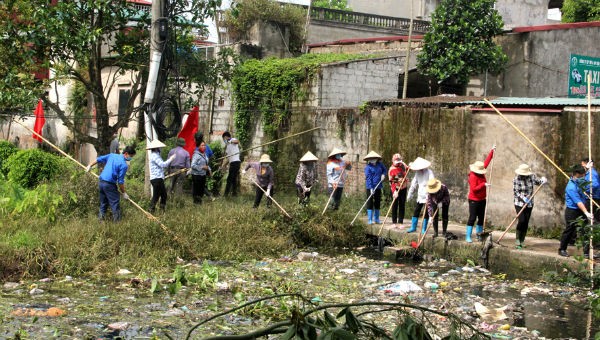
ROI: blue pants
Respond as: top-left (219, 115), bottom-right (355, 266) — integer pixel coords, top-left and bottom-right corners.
top-left (99, 180), bottom-right (121, 221)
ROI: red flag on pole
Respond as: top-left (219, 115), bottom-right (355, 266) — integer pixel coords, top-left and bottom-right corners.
top-left (32, 99), bottom-right (45, 142)
top-left (177, 106), bottom-right (199, 157)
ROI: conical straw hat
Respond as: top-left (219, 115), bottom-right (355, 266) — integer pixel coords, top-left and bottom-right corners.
top-left (299, 151), bottom-right (318, 162)
top-left (363, 151), bottom-right (382, 161)
top-left (409, 157), bottom-right (431, 171)
top-left (146, 139), bottom-right (166, 150)
top-left (328, 147), bottom-right (346, 158)
top-left (259, 154), bottom-right (273, 163)
top-left (470, 161), bottom-right (486, 174)
top-left (515, 163), bottom-right (533, 176)
top-left (426, 178), bottom-right (442, 193)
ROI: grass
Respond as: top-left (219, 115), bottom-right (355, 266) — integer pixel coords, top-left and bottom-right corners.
top-left (0, 171), bottom-right (369, 280)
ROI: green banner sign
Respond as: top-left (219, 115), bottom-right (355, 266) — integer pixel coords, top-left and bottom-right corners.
top-left (569, 54), bottom-right (600, 98)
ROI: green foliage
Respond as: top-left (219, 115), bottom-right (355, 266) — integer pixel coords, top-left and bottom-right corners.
top-left (562, 0), bottom-right (600, 23)
top-left (313, 0), bottom-right (352, 11)
top-left (222, 0), bottom-right (307, 52)
top-left (4, 148), bottom-right (62, 188)
top-left (13, 184), bottom-right (63, 222)
top-left (0, 140), bottom-right (18, 175)
top-left (207, 140), bottom-right (224, 195)
top-left (231, 53), bottom-right (368, 149)
top-left (416, 0), bottom-right (507, 85)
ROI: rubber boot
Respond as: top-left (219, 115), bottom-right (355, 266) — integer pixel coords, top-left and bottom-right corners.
top-left (421, 219), bottom-right (429, 234)
top-left (442, 220), bottom-right (448, 236)
top-left (367, 209), bottom-right (373, 225)
top-left (476, 225), bottom-right (483, 241)
top-left (407, 217), bottom-right (418, 233)
top-left (374, 210), bottom-right (381, 224)
top-left (465, 225), bottom-right (473, 243)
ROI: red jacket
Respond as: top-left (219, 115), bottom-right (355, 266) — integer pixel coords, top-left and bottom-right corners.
top-left (468, 149), bottom-right (494, 201)
top-left (388, 162), bottom-right (408, 192)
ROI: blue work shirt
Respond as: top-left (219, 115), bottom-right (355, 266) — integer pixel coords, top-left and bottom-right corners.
top-left (584, 168), bottom-right (600, 199)
top-left (565, 178), bottom-right (587, 210)
top-left (97, 153), bottom-right (129, 185)
top-left (364, 161), bottom-right (387, 190)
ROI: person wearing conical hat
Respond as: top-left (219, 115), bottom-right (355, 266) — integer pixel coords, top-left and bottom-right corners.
top-left (326, 148), bottom-right (352, 210)
top-left (243, 154), bottom-right (275, 208)
top-left (426, 178), bottom-right (450, 238)
top-left (190, 140), bottom-right (212, 205)
top-left (86, 145), bottom-right (137, 222)
top-left (406, 157), bottom-right (434, 234)
top-left (513, 164), bottom-right (547, 249)
top-left (295, 151), bottom-right (318, 205)
top-left (388, 153), bottom-right (409, 227)
top-left (148, 140), bottom-right (176, 212)
top-left (167, 138), bottom-right (191, 196)
top-left (465, 145), bottom-right (495, 243)
top-left (364, 151), bottom-right (387, 224)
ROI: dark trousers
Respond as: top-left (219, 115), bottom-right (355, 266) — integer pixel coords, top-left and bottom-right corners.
top-left (169, 167), bottom-right (185, 195)
top-left (99, 180), bottom-right (121, 222)
top-left (412, 202), bottom-right (425, 219)
top-left (192, 174), bottom-right (207, 204)
top-left (296, 184), bottom-right (311, 205)
top-left (515, 205), bottom-right (533, 243)
top-left (560, 208), bottom-right (584, 251)
top-left (391, 188), bottom-right (407, 223)
top-left (431, 202), bottom-right (450, 234)
top-left (224, 161), bottom-right (241, 197)
top-left (467, 199), bottom-right (486, 226)
top-left (366, 188), bottom-right (382, 210)
top-left (150, 178), bottom-right (167, 212)
top-left (254, 186), bottom-right (274, 208)
top-left (328, 187), bottom-right (344, 210)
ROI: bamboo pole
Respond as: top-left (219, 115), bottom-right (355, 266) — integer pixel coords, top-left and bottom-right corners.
top-left (586, 74), bottom-right (594, 279)
top-left (350, 177), bottom-right (385, 225)
top-left (378, 167), bottom-right (411, 229)
top-left (481, 149), bottom-right (495, 232)
top-left (414, 206), bottom-right (439, 251)
top-left (322, 167), bottom-right (345, 215)
top-left (214, 126), bottom-right (321, 162)
top-left (496, 183), bottom-right (545, 244)
top-left (246, 175), bottom-right (291, 218)
top-left (12, 118), bottom-right (199, 258)
top-left (415, 201), bottom-right (431, 245)
top-left (165, 166), bottom-right (188, 179)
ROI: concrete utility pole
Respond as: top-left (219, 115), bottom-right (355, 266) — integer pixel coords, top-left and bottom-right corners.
top-left (143, 0), bottom-right (166, 194)
top-left (401, 0), bottom-right (414, 99)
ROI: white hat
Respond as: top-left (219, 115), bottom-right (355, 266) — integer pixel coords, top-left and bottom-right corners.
top-left (409, 157), bottom-right (431, 171)
top-left (146, 139), bottom-right (166, 150)
top-left (259, 154), bottom-right (273, 163)
top-left (470, 161), bottom-right (487, 174)
top-left (426, 178), bottom-right (442, 193)
top-left (328, 148), bottom-right (347, 158)
top-left (515, 163), bottom-right (533, 176)
top-left (363, 151), bottom-right (382, 161)
top-left (299, 151), bottom-right (318, 162)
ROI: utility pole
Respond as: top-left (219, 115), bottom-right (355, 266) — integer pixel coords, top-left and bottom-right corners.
top-left (401, 0), bottom-right (414, 99)
top-left (143, 0), bottom-right (167, 194)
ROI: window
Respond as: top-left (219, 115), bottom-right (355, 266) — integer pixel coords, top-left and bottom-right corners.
top-left (118, 89), bottom-right (131, 120)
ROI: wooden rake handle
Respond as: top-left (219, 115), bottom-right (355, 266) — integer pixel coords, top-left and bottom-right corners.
top-left (246, 175), bottom-right (291, 219)
top-left (496, 183), bottom-right (545, 244)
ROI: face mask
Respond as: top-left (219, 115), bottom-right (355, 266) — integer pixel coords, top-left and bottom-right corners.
top-left (335, 154), bottom-right (342, 160)
top-left (260, 163), bottom-right (267, 168)
top-left (369, 160), bottom-right (376, 165)
top-left (199, 146), bottom-right (206, 153)
top-left (224, 138), bottom-right (230, 144)
top-left (124, 156), bottom-right (132, 161)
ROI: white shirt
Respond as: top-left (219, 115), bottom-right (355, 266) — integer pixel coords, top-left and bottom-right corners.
top-left (407, 168), bottom-right (434, 204)
top-left (149, 151), bottom-right (172, 180)
top-left (225, 138), bottom-right (240, 163)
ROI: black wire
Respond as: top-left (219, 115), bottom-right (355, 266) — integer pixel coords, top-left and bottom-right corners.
top-left (149, 95), bottom-right (182, 140)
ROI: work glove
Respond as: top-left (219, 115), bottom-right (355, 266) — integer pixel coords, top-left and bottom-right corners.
top-left (186, 169), bottom-right (192, 176)
top-left (305, 186), bottom-right (311, 193)
top-left (586, 161), bottom-right (594, 169)
top-left (485, 183), bottom-right (492, 187)
top-left (370, 189), bottom-right (374, 195)
top-left (380, 174), bottom-right (386, 182)
top-left (540, 176), bottom-right (548, 184)
top-left (523, 197), bottom-right (530, 204)
top-left (168, 155), bottom-right (176, 163)
top-left (492, 144), bottom-right (497, 150)
top-left (86, 165), bottom-right (92, 172)
top-left (242, 169), bottom-right (247, 175)
top-left (122, 192), bottom-right (130, 201)
top-left (393, 190), bottom-right (398, 199)
top-left (266, 189), bottom-right (271, 197)
top-left (585, 212), bottom-right (594, 221)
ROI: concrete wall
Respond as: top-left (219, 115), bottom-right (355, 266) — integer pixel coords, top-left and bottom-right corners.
top-left (467, 25), bottom-right (600, 98)
top-left (308, 21), bottom-right (414, 44)
top-left (345, 0), bottom-right (440, 20)
top-left (317, 57), bottom-right (403, 107)
top-left (495, 0), bottom-right (549, 29)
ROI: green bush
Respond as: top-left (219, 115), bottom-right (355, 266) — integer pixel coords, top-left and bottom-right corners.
top-left (208, 140), bottom-right (224, 195)
top-left (4, 148), bottom-right (62, 188)
top-left (0, 140), bottom-right (18, 175)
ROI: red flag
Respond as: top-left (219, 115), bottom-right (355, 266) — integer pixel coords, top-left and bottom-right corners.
top-left (32, 99), bottom-right (45, 142)
top-left (177, 106), bottom-right (199, 157)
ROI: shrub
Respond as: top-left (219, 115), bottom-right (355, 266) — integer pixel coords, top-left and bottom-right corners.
top-left (4, 148), bottom-right (62, 188)
top-left (0, 140), bottom-right (18, 175)
top-left (208, 140), bottom-right (224, 195)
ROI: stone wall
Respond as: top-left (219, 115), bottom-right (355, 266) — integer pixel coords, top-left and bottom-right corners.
top-left (495, 0), bottom-right (549, 29)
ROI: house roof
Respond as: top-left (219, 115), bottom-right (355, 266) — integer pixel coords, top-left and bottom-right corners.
top-left (369, 95), bottom-right (600, 108)
top-left (512, 21), bottom-right (600, 33)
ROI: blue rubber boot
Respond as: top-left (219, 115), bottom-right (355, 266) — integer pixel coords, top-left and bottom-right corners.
top-left (367, 210), bottom-right (373, 225)
top-left (465, 225), bottom-right (473, 243)
top-left (476, 225), bottom-right (484, 241)
top-left (374, 210), bottom-right (381, 224)
top-left (407, 217), bottom-right (418, 233)
top-left (421, 219), bottom-right (429, 234)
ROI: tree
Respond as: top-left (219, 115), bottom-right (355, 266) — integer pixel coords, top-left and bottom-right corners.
top-left (0, 0), bottom-right (220, 154)
top-left (313, 0), bottom-right (352, 11)
top-left (562, 0), bottom-right (600, 23)
top-left (416, 0), bottom-right (507, 86)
